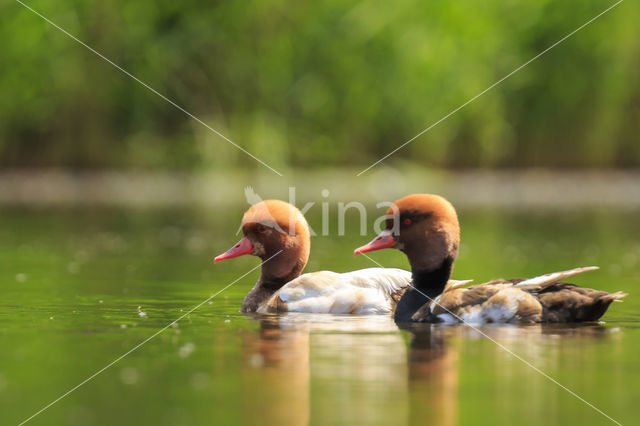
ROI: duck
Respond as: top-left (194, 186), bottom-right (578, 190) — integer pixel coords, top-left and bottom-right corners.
top-left (214, 199), bottom-right (419, 314)
top-left (354, 194), bottom-right (627, 323)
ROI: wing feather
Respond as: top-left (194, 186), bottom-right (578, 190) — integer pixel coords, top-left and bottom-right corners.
top-left (514, 266), bottom-right (599, 291)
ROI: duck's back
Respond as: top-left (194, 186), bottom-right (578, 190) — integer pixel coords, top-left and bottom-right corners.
top-left (415, 267), bottom-right (626, 323)
top-left (260, 267), bottom-right (412, 314)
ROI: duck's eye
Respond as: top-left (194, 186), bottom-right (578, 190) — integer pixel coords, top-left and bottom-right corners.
top-left (258, 225), bottom-right (267, 233)
top-left (403, 218), bottom-right (412, 226)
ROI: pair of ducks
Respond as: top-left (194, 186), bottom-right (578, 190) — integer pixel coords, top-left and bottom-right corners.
top-left (215, 194), bottom-right (625, 323)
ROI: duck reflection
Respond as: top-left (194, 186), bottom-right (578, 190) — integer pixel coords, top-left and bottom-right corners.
top-left (304, 315), bottom-right (408, 425)
top-left (241, 314), bottom-right (409, 425)
top-left (241, 316), bottom-right (310, 426)
top-left (403, 325), bottom-right (459, 426)
top-left (241, 315), bottom-right (617, 426)
top-left (402, 322), bottom-right (617, 426)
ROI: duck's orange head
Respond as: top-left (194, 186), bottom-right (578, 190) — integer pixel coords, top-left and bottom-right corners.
top-left (355, 194), bottom-right (460, 271)
top-left (215, 200), bottom-right (310, 279)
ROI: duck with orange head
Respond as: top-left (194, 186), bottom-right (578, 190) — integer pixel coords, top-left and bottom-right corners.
top-left (354, 194), bottom-right (626, 324)
top-left (215, 200), bottom-right (415, 314)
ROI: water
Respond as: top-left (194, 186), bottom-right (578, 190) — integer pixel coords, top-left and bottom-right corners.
top-left (1, 207), bottom-right (639, 425)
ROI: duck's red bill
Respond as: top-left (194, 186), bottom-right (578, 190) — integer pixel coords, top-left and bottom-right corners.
top-left (354, 230), bottom-right (396, 255)
top-left (214, 237), bottom-right (254, 263)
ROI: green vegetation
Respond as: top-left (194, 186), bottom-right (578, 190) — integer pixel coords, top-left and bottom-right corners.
top-left (2, 0), bottom-right (639, 170)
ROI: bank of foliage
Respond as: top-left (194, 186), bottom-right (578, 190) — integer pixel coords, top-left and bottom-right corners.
top-left (2, 0), bottom-right (638, 170)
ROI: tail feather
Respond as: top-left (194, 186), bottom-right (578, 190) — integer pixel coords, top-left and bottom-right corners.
top-left (604, 291), bottom-right (627, 302)
top-left (539, 286), bottom-right (625, 322)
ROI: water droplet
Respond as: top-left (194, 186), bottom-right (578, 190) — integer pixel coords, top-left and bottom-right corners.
top-left (120, 367), bottom-right (139, 385)
top-left (249, 354), bottom-right (264, 368)
top-left (179, 343), bottom-right (195, 358)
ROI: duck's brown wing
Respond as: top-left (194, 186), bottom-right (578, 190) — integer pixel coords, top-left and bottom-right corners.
top-left (410, 266), bottom-right (625, 323)
top-left (430, 284), bottom-right (543, 323)
top-left (408, 283), bottom-right (542, 323)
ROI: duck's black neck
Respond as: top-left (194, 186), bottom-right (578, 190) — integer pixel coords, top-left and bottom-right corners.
top-left (240, 276), bottom-right (288, 313)
top-left (240, 259), bottom-right (305, 313)
top-left (394, 257), bottom-right (454, 323)
top-left (412, 256), bottom-right (454, 295)
top-left (259, 274), bottom-right (291, 291)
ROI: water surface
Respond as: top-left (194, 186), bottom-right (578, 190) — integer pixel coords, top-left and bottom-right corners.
top-left (1, 207), bottom-right (638, 425)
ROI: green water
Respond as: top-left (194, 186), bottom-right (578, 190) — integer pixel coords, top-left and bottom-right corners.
top-left (1, 207), bottom-right (639, 426)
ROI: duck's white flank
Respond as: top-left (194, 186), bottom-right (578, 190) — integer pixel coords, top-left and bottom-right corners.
top-left (259, 268), bottom-right (412, 314)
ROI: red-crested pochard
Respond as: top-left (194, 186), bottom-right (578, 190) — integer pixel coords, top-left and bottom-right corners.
top-left (354, 194), bottom-right (626, 323)
top-left (215, 200), bottom-right (420, 314)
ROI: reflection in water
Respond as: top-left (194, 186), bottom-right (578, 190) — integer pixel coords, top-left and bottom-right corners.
top-left (241, 317), bottom-right (310, 426)
top-left (405, 326), bottom-right (459, 426)
top-left (402, 323), bottom-right (617, 426)
top-left (459, 323), bottom-right (620, 425)
top-left (241, 314), bottom-right (408, 425)
top-left (304, 316), bottom-right (408, 425)
top-left (240, 315), bottom-right (618, 426)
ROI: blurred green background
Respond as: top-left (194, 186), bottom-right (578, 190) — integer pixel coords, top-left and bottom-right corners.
top-left (1, 0), bottom-right (638, 172)
top-left (2, 2), bottom-right (640, 425)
